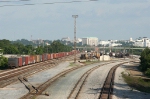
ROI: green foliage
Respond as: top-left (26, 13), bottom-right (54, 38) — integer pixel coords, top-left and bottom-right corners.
top-left (0, 39), bottom-right (73, 55)
top-left (4, 45), bottom-right (19, 54)
top-left (12, 39), bottom-right (33, 46)
top-left (139, 47), bottom-right (150, 71)
top-left (122, 73), bottom-right (150, 93)
top-left (50, 40), bottom-right (72, 53)
top-left (0, 56), bottom-right (8, 69)
top-left (35, 46), bottom-right (43, 54)
top-left (0, 39), bottom-right (11, 48)
top-left (145, 68), bottom-right (150, 77)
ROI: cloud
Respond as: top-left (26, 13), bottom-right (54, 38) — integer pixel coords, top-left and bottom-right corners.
top-left (0, 0), bottom-right (150, 40)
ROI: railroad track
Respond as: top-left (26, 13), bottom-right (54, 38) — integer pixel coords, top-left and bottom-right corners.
top-left (20, 61), bottom-right (119, 99)
top-left (0, 60), bottom-right (57, 88)
top-left (0, 55), bottom-right (76, 88)
top-left (20, 59), bottom-right (131, 99)
top-left (68, 61), bottom-right (130, 99)
top-left (20, 62), bottom-right (86, 99)
top-left (67, 62), bottom-right (112, 99)
top-left (98, 62), bottom-right (127, 99)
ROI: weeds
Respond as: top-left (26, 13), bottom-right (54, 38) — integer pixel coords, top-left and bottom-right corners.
top-left (122, 73), bottom-right (150, 93)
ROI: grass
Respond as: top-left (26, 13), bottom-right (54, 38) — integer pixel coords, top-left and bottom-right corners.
top-left (69, 62), bottom-right (75, 67)
top-left (122, 73), bottom-right (150, 93)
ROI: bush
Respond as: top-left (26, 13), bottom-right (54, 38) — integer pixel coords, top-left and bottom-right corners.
top-left (122, 73), bottom-right (150, 93)
top-left (145, 68), bottom-right (150, 77)
top-left (139, 47), bottom-right (150, 71)
top-left (0, 56), bottom-right (8, 69)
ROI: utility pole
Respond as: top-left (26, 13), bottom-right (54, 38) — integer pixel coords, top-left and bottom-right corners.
top-left (124, 47), bottom-right (125, 59)
top-left (103, 45), bottom-right (104, 61)
top-left (72, 15), bottom-right (78, 63)
top-left (31, 35), bottom-right (33, 55)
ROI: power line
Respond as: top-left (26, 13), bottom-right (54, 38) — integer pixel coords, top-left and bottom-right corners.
top-left (0, 0), bottom-right (98, 7)
top-left (0, 0), bottom-right (30, 2)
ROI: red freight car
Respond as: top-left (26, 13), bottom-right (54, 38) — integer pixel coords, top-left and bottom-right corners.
top-left (22, 56), bottom-right (30, 65)
top-left (50, 54), bottom-right (53, 59)
top-left (47, 54), bottom-right (51, 60)
top-left (29, 55), bottom-right (33, 64)
top-left (53, 53), bottom-right (56, 59)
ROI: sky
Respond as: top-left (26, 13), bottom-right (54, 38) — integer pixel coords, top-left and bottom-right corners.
top-left (0, 0), bottom-right (150, 41)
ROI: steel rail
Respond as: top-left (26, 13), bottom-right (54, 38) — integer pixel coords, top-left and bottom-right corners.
top-left (68, 63), bottom-right (111, 99)
top-left (21, 61), bottom-right (117, 99)
top-left (20, 63), bottom-right (87, 99)
top-left (0, 55), bottom-right (75, 88)
top-left (98, 62), bottom-right (128, 99)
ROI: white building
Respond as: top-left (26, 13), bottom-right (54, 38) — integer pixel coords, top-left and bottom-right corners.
top-left (76, 38), bottom-right (82, 43)
top-left (61, 37), bottom-right (70, 41)
top-left (0, 49), bottom-right (3, 57)
top-left (82, 37), bottom-right (98, 46)
top-left (134, 37), bottom-right (150, 47)
top-left (99, 40), bottom-right (122, 47)
top-left (99, 40), bottom-right (110, 45)
top-left (129, 37), bottom-right (133, 42)
top-left (45, 42), bottom-right (50, 46)
top-left (109, 43), bottom-right (122, 47)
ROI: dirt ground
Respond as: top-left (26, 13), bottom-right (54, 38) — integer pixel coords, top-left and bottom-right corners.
top-left (123, 61), bottom-right (150, 79)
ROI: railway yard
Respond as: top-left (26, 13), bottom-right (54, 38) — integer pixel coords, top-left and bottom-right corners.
top-left (0, 54), bottom-right (150, 99)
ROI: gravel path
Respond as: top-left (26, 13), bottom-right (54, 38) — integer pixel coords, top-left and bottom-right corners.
top-left (0, 61), bottom-right (70, 99)
top-left (113, 63), bottom-right (150, 99)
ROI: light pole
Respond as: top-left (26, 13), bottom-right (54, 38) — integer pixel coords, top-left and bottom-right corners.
top-left (72, 15), bottom-right (78, 63)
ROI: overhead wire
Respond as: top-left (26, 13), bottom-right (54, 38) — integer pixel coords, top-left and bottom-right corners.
top-left (0, 0), bottom-right (98, 7)
top-left (0, 0), bottom-right (30, 2)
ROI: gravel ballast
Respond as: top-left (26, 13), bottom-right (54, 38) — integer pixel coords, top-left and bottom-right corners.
top-left (36, 62), bottom-right (123, 99)
top-left (0, 61), bottom-right (70, 99)
top-left (113, 63), bottom-right (150, 99)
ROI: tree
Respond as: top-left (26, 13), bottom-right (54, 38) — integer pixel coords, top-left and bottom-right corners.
top-left (35, 46), bottom-right (43, 54)
top-left (0, 56), bottom-right (8, 69)
top-left (0, 39), bottom-right (11, 48)
top-left (4, 46), bottom-right (19, 54)
top-left (139, 47), bottom-right (150, 71)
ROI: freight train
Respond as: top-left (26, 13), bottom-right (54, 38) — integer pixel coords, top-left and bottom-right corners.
top-left (8, 51), bottom-right (79, 68)
top-left (109, 52), bottom-right (130, 58)
top-left (80, 52), bottom-right (101, 59)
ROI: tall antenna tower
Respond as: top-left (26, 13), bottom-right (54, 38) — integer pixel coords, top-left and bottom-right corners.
top-left (31, 35), bottom-right (33, 53)
top-left (31, 35), bottom-right (32, 42)
top-left (72, 15), bottom-right (78, 63)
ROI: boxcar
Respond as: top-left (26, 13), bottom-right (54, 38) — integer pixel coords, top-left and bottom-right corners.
top-left (36, 55), bottom-right (40, 62)
top-left (40, 55), bottom-right (42, 62)
top-left (30, 55), bottom-right (35, 64)
top-left (42, 54), bottom-right (48, 61)
top-left (8, 57), bottom-right (22, 68)
top-left (53, 53), bottom-right (56, 59)
top-left (22, 56), bottom-right (26, 66)
top-left (22, 56), bottom-right (30, 65)
top-left (50, 54), bottom-right (53, 59)
top-left (47, 54), bottom-right (51, 60)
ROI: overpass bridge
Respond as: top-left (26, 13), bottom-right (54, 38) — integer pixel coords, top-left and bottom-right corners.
top-left (76, 46), bottom-right (145, 50)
